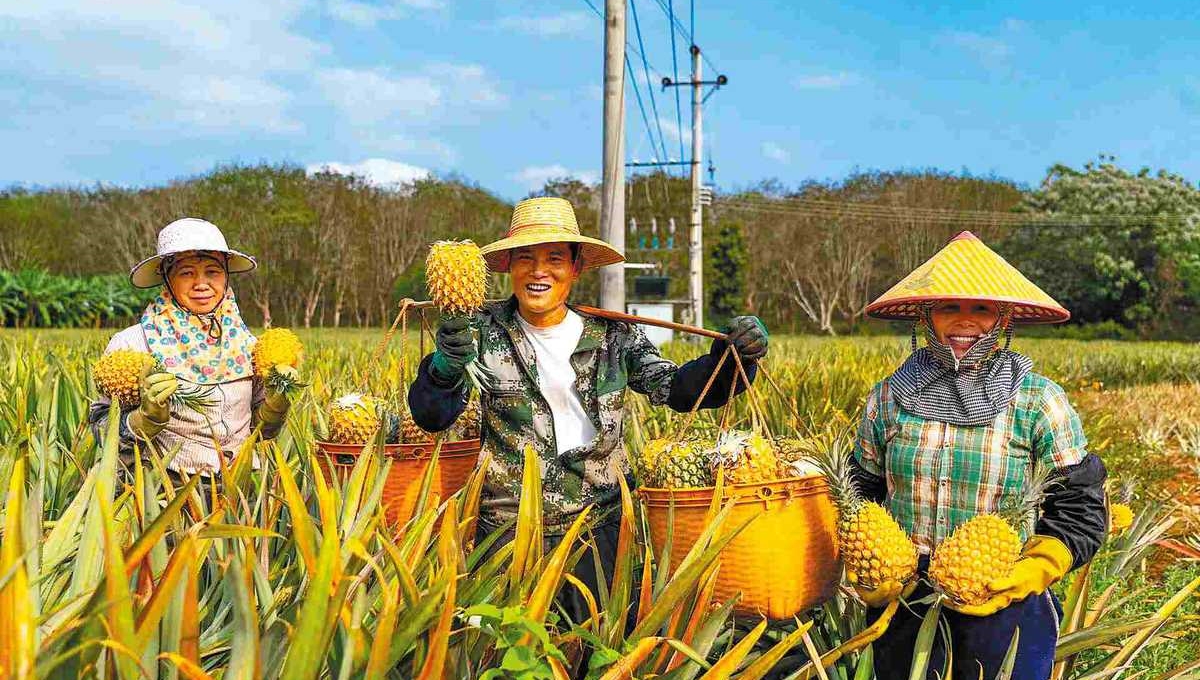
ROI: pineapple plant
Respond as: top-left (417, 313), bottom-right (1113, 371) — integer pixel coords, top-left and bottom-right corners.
top-left (709, 430), bottom-right (781, 485)
top-left (929, 464), bottom-right (1053, 606)
top-left (425, 239), bottom-right (493, 392)
top-left (327, 392), bottom-right (384, 444)
top-left (811, 440), bottom-right (918, 591)
top-left (93, 348), bottom-right (214, 412)
top-left (251, 327), bottom-right (306, 397)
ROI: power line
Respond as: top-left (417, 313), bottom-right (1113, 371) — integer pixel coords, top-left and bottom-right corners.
top-left (624, 53), bottom-right (659, 163)
top-left (579, 0), bottom-right (663, 78)
top-left (717, 196), bottom-right (1200, 228)
top-left (630, 0), bottom-right (669, 163)
top-left (650, 0), bottom-right (718, 72)
top-left (667, 0), bottom-right (685, 171)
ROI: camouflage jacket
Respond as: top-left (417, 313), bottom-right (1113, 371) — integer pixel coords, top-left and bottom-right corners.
top-left (409, 297), bottom-right (754, 534)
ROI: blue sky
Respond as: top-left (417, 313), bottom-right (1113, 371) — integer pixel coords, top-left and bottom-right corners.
top-left (3, 0), bottom-right (1199, 200)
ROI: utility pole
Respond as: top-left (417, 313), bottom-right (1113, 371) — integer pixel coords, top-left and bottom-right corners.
top-left (687, 44), bottom-right (703, 330)
top-left (598, 0), bottom-right (626, 312)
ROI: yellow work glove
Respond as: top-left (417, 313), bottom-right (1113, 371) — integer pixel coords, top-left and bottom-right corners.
top-left (127, 369), bottom-right (178, 439)
top-left (952, 536), bottom-right (1073, 617)
top-left (257, 364), bottom-right (296, 428)
top-left (854, 579), bottom-right (917, 609)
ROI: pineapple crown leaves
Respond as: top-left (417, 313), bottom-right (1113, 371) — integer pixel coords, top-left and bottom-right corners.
top-left (806, 436), bottom-right (866, 514)
top-left (997, 461), bottom-right (1061, 529)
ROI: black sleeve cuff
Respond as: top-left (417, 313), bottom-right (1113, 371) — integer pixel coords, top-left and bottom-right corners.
top-left (849, 455), bottom-right (888, 504)
top-left (1036, 453), bottom-right (1108, 570)
top-left (666, 338), bottom-right (758, 412)
top-left (407, 353), bottom-right (469, 432)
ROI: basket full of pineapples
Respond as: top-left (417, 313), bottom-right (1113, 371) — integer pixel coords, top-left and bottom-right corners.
top-left (636, 428), bottom-right (839, 619)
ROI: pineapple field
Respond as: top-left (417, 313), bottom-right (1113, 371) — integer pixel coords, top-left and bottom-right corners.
top-left (2, 328), bottom-right (1199, 679)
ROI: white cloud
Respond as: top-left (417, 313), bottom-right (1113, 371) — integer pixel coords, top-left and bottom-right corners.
top-left (315, 68), bottom-right (443, 124)
top-left (761, 142), bottom-right (790, 163)
top-left (794, 72), bottom-right (859, 90)
top-left (0, 0), bottom-right (319, 135)
top-left (512, 165), bottom-right (598, 190)
top-left (307, 158), bottom-right (432, 186)
top-left (947, 31), bottom-right (1011, 61)
top-left (326, 0), bottom-right (443, 28)
top-left (316, 62), bottom-right (506, 127)
top-left (493, 11), bottom-right (592, 37)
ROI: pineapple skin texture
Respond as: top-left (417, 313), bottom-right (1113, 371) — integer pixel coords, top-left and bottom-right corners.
top-left (713, 432), bottom-right (781, 485)
top-left (929, 514), bottom-right (1021, 606)
top-left (641, 439), bottom-right (713, 488)
top-left (840, 502), bottom-right (918, 589)
top-left (94, 349), bottom-right (158, 408)
top-left (426, 240), bottom-right (488, 315)
top-left (252, 328), bottom-right (304, 378)
top-left (401, 413), bottom-right (434, 443)
top-left (328, 395), bottom-right (383, 444)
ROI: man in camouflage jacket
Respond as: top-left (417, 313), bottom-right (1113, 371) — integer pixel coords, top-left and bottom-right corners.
top-left (409, 295), bottom-right (765, 533)
top-left (408, 198), bottom-right (767, 607)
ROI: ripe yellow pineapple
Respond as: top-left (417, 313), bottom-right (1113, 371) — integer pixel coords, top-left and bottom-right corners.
top-left (94, 349), bottom-right (159, 408)
top-left (641, 437), bottom-right (713, 488)
top-left (929, 464), bottom-right (1052, 606)
top-left (328, 393), bottom-right (383, 444)
top-left (1107, 479), bottom-right (1136, 535)
top-left (709, 430), bottom-right (780, 485)
top-left (1109, 503), bottom-right (1134, 534)
top-left (425, 239), bottom-right (493, 392)
top-left (426, 240), bottom-right (488, 315)
top-left (94, 349), bottom-right (214, 412)
top-left (812, 440), bottom-right (917, 590)
top-left (252, 328), bottom-right (304, 387)
top-left (455, 398), bottom-right (481, 440)
top-left (401, 411), bottom-right (434, 444)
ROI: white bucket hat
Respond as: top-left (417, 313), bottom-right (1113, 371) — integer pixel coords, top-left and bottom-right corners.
top-left (129, 218), bottom-right (257, 289)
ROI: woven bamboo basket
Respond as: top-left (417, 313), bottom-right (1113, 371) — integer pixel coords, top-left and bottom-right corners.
top-left (639, 475), bottom-right (838, 620)
top-left (315, 439), bottom-right (481, 530)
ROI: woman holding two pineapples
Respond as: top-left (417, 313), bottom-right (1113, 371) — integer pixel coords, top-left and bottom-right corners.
top-left (848, 232), bottom-right (1108, 679)
top-left (88, 218), bottom-right (303, 484)
top-left (408, 197), bottom-right (768, 620)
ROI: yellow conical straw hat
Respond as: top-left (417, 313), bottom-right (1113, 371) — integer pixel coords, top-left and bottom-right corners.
top-left (866, 231), bottom-right (1069, 324)
top-left (480, 197), bottom-right (625, 272)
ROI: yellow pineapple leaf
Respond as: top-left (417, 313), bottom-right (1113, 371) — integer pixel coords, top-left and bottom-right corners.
top-left (698, 619), bottom-right (768, 680)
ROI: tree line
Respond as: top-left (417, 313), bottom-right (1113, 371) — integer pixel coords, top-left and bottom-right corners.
top-left (3, 158), bottom-right (1199, 337)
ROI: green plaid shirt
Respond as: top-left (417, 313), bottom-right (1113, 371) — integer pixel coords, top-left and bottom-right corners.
top-left (854, 372), bottom-right (1088, 554)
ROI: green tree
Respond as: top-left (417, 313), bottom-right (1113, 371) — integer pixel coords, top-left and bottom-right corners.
top-left (705, 217), bottom-right (748, 329)
top-left (1005, 157), bottom-right (1200, 334)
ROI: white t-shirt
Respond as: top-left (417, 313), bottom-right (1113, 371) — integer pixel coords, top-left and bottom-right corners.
top-left (516, 310), bottom-right (597, 455)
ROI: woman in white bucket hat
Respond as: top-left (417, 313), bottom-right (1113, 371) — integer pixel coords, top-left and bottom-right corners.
top-left (88, 218), bottom-right (295, 482)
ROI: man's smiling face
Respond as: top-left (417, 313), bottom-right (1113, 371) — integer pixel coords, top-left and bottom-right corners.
top-left (509, 242), bottom-right (580, 324)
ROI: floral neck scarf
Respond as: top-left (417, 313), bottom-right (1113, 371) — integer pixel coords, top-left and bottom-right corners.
top-left (140, 288), bottom-right (255, 384)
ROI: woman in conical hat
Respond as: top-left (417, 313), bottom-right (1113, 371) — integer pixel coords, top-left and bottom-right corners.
top-left (88, 218), bottom-right (296, 485)
top-left (852, 232), bottom-right (1107, 680)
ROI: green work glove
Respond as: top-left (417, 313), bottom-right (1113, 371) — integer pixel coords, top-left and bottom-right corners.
top-left (430, 316), bottom-right (476, 386)
top-left (127, 369), bottom-right (177, 438)
top-left (258, 364), bottom-right (296, 428)
top-left (951, 536), bottom-right (1073, 617)
top-left (726, 316), bottom-right (769, 362)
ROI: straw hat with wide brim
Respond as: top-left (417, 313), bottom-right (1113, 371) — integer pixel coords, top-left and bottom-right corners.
top-left (130, 218), bottom-right (257, 289)
top-left (865, 231), bottom-right (1070, 324)
top-left (480, 197), bottom-right (625, 272)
